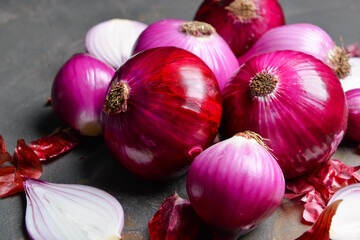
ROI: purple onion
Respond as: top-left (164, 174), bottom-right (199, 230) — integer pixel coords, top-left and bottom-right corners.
top-left (101, 47), bottom-right (222, 180)
top-left (186, 132), bottom-right (285, 239)
top-left (133, 19), bottom-right (239, 91)
top-left (238, 23), bottom-right (351, 79)
top-left (221, 50), bottom-right (348, 179)
top-left (51, 53), bottom-right (115, 136)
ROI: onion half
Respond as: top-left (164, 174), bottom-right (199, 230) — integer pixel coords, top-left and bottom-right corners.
top-left (101, 47), bottom-right (222, 180)
top-left (221, 50), bottom-right (348, 179)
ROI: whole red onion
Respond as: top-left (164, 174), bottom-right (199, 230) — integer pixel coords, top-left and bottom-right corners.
top-left (221, 50), bottom-right (348, 179)
top-left (101, 47), bottom-right (222, 180)
top-left (133, 19), bottom-right (239, 91)
top-left (345, 89), bottom-right (360, 142)
top-left (194, 0), bottom-right (285, 57)
top-left (51, 53), bottom-right (115, 136)
top-left (186, 132), bottom-right (285, 239)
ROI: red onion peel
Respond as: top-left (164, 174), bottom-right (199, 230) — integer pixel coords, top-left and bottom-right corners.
top-left (148, 192), bottom-right (200, 240)
top-left (285, 159), bottom-right (360, 224)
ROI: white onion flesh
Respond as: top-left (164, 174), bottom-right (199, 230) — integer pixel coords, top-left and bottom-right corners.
top-left (24, 178), bottom-right (124, 240)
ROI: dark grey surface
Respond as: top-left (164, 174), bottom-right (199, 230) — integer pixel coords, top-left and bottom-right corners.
top-left (0, 0), bottom-right (359, 239)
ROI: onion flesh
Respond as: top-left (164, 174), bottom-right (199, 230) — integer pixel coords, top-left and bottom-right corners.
top-left (24, 178), bottom-right (124, 240)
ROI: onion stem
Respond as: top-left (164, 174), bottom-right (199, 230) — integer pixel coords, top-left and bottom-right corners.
top-left (225, 0), bottom-right (256, 21)
top-left (180, 21), bottom-right (216, 37)
top-left (103, 81), bottom-right (130, 115)
top-left (328, 45), bottom-right (351, 79)
top-left (249, 72), bottom-right (278, 97)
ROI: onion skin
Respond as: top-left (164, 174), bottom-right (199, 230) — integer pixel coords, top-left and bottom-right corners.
top-left (85, 19), bottom-right (147, 69)
top-left (186, 132), bottom-right (285, 239)
top-left (194, 0), bottom-right (285, 57)
top-left (345, 89), bottom-right (360, 142)
top-left (221, 51), bottom-right (348, 179)
top-left (132, 19), bottom-right (239, 91)
top-left (51, 53), bottom-right (115, 136)
top-left (101, 47), bottom-right (222, 180)
top-left (238, 23), bottom-right (351, 79)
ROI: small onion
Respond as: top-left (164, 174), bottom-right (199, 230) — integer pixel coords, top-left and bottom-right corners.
top-left (186, 131), bottom-right (285, 239)
top-left (345, 89), bottom-right (360, 142)
top-left (51, 53), bottom-right (115, 136)
top-left (24, 178), bottom-right (124, 240)
top-left (85, 19), bottom-right (147, 69)
top-left (133, 19), bottom-right (239, 91)
top-left (221, 50), bottom-right (348, 179)
top-left (238, 23), bottom-right (351, 79)
top-left (101, 47), bottom-right (222, 180)
top-left (194, 0), bottom-right (285, 57)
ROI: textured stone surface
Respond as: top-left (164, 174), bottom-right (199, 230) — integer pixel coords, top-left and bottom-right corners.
top-left (0, 0), bottom-right (359, 239)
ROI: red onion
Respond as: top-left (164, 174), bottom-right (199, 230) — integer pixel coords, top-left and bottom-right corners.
top-left (186, 131), bottom-right (285, 239)
top-left (133, 19), bottom-right (239, 91)
top-left (345, 89), bottom-right (360, 142)
top-left (101, 47), bottom-right (222, 180)
top-left (24, 178), bottom-right (124, 240)
top-left (221, 50), bottom-right (348, 179)
top-left (194, 0), bottom-right (285, 57)
top-left (238, 23), bottom-right (351, 79)
top-left (51, 53), bottom-right (115, 136)
top-left (85, 19), bottom-right (147, 69)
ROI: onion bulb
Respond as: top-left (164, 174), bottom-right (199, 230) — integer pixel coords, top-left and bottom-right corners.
top-left (51, 53), bottom-right (115, 136)
top-left (221, 50), bottom-right (348, 179)
top-left (186, 131), bottom-right (285, 239)
top-left (238, 23), bottom-right (351, 79)
top-left (133, 19), bottom-right (239, 91)
top-left (85, 19), bottom-right (147, 69)
top-left (101, 47), bottom-right (222, 180)
top-left (194, 0), bottom-right (285, 57)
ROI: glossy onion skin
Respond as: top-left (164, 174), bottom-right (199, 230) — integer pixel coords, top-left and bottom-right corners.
top-left (345, 89), bottom-right (360, 142)
top-left (132, 19), bottom-right (239, 91)
top-left (238, 23), bottom-right (336, 66)
top-left (221, 51), bottom-right (348, 179)
top-left (101, 47), bottom-right (222, 180)
top-left (51, 53), bottom-right (115, 136)
top-left (186, 135), bottom-right (285, 239)
top-left (194, 0), bottom-right (285, 57)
